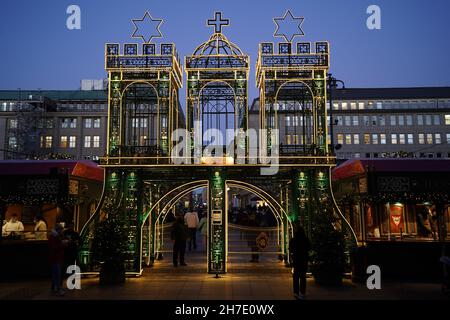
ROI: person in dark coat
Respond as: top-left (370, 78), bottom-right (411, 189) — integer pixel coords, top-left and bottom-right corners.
top-left (171, 215), bottom-right (188, 267)
top-left (289, 225), bottom-right (311, 300)
top-left (62, 222), bottom-right (81, 273)
top-left (48, 223), bottom-right (67, 295)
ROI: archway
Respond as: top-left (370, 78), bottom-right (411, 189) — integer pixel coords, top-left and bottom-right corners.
top-left (121, 82), bottom-right (160, 156)
top-left (273, 81), bottom-right (316, 154)
top-left (197, 81), bottom-right (237, 151)
top-left (225, 180), bottom-right (293, 270)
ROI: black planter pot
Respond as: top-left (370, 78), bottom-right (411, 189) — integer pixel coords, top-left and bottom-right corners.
top-left (99, 260), bottom-right (126, 285)
top-left (313, 264), bottom-right (344, 287)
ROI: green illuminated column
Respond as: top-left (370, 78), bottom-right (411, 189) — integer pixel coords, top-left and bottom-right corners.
top-left (208, 169), bottom-right (226, 274)
top-left (123, 171), bottom-right (143, 273)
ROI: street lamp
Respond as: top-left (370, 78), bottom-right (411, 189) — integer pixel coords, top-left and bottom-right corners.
top-left (327, 73), bottom-right (346, 154)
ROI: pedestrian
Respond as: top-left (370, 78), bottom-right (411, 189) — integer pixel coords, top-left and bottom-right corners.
top-left (34, 215), bottom-right (48, 240)
top-left (171, 215), bottom-right (188, 267)
top-left (62, 222), bottom-right (81, 272)
top-left (48, 223), bottom-right (67, 295)
top-left (184, 208), bottom-right (199, 250)
top-left (198, 213), bottom-right (208, 250)
top-left (289, 225), bottom-right (311, 300)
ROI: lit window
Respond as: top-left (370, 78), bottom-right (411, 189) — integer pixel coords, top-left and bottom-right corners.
top-left (93, 136), bottom-right (100, 148)
top-left (333, 103), bottom-right (339, 110)
top-left (435, 133), bottom-right (441, 144)
top-left (399, 134), bottom-right (405, 144)
top-left (353, 134), bottom-right (360, 144)
top-left (372, 134), bottom-right (378, 144)
top-left (41, 136), bottom-right (53, 148)
top-left (350, 103), bottom-right (357, 110)
top-left (69, 136), bottom-right (76, 148)
top-left (292, 116), bottom-right (299, 126)
top-left (60, 136), bottom-right (68, 148)
top-left (391, 134), bottom-right (398, 144)
top-left (140, 135), bottom-right (147, 146)
top-left (407, 134), bottom-right (414, 144)
top-left (84, 136), bottom-right (91, 148)
top-left (341, 102), bottom-right (348, 110)
top-left (70, 118), bottom-right (77, 128)
top-left (364, 134), bottom-right (370, 144)
top-left (141, 118), bottom-right (148, 128)
top-left (93, 118), bottom-right (101, 128)
top-left (85, 118), bottom-right (92, 128)
top-left (8, 137), bottom-right (17, 149)
top-left (286, 135), bottom-right (291, 145)
top-left (9, 119), bottom-right (18, 129)
top-left (61, 118), bottom-right (69, 128)
top-left (345, 134), bottom-right (352, 145)
top-left (337, 134), bottom-right (344, 145)
top-left (445, 115), bottom-right (450, 125)
top-left (285, 116), bottom-right (291, 127)
top-left (426, 133), bottom-right (433, 144)
top-left (358, 102), bottom-right (365, 110)
top-left (418, 134), bottom-right (425, 144)
top-left (380, 134), bottom-right (386, 144)
top-left (293, 135), bottom-right (299, 145)
top-left (376, 102), bottom-right (383, 109)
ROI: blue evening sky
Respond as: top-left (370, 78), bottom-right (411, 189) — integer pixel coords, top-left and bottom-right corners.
top-left (1, 0), bottom-right (449, 101)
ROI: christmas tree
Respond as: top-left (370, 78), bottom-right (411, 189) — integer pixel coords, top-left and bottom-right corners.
top-left (310, 208), bottom-right (346, 286)
top-left (91, 199), bottom-right (128, 285)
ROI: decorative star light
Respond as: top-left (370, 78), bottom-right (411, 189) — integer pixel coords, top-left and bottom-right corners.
top-left (131, 11), bottom-right (163, 43)
top-left (273, 9), bottom-right (305, 42)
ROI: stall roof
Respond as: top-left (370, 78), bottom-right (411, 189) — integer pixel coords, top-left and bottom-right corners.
top-left (0, 160), bottom-right (104, 182)
top-left (332, 159), bottom-right (450, 181)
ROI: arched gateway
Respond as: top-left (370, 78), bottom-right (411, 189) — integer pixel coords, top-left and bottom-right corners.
top-left (78, 11), bottom-right (357, 276)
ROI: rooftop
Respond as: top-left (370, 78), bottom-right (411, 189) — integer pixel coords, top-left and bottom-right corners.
top-left (0, 90), bottom-right (107, 102)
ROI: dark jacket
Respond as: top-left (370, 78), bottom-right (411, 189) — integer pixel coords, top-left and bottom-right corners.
top-left (48, 231), bottom-right (64, 265)
top-left (171, 220), bottom-right (188, 242)
top-left (289, 233), bottom-right (311, 271)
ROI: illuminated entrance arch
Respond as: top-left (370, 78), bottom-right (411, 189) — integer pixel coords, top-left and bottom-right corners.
top-left (78, 11), bottom-right (357, 277)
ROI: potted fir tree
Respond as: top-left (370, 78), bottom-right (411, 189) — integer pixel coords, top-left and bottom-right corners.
top-left (310, 209), bottom-right (346, 286)
top-left (91, 203), bottom-right (128, 285)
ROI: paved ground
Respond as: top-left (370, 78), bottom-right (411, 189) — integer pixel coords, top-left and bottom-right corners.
top-left (0, 250), bottom-right (448, 300)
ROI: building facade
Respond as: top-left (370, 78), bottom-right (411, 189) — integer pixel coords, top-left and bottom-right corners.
top-left (249, 87), bottom-right (450, 160)
top-left (0, 89), bottom-right (108, 161)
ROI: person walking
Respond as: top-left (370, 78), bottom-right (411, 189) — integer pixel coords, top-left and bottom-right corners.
top-left (62, 222), bottom-right (81, 273)
top-left (171, 215), bottom-right (188, 267)
top-left (289, 225), bottom-right (311, 300)
top-left (48, 223), bottom-right (67, 295)
top-left (184, 208), bottom-right (199, 251)
top-left (198, 213), bottom-right (208, 250)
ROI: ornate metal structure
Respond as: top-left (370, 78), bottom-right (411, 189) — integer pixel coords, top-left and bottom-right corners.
top-left (79, 11), bottom-right (357, 276)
